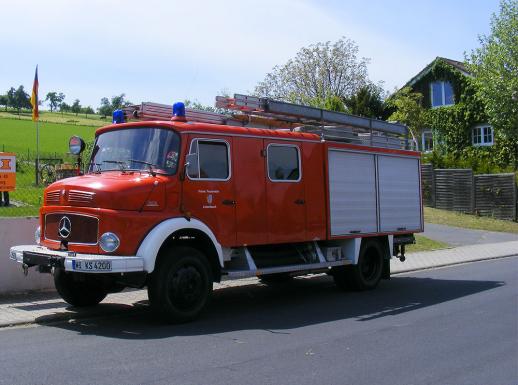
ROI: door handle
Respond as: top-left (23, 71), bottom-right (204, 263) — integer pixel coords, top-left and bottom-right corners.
top-left (222, 199), bottom-right (236, 206)
top-left (294, 199), bottom-right (305, 205)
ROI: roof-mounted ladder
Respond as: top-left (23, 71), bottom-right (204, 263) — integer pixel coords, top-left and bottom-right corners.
top-left (124, 94), bottom-right (414, 150)
top-left (216, 94), bottom-right (412, 150)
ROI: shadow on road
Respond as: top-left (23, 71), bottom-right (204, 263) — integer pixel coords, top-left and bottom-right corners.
top-left (35, 272), bottom-right (504, 339)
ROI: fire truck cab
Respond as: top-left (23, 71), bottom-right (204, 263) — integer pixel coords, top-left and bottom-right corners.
top-left (10, 95), bottom-right (422, 323)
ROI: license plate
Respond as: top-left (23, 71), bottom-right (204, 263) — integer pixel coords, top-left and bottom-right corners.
top-left (72, 260), bottom-right (112, 272)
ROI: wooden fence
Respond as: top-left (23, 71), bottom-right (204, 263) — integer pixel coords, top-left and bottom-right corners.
top-left (421, 165), bottom-right (517, 221)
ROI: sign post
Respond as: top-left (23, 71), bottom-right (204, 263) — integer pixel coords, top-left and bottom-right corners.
top-left (0, 152), bottom-right (16, 192)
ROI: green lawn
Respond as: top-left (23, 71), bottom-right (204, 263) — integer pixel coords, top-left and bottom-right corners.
top-left (0, 113), bottom-right (102, 217)
top-left (0, 109), bottom-right (108, 127)
top-left (424, 207), bottom-right (518, 234)
top-left (406, 234), bottom-right (450, 253)
top-left (0, 117), bottom-right (97, 155)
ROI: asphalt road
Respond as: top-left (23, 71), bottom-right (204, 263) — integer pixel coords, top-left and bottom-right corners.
top-left (0, 257), bottom-right (517, 385)
top-left (423, 223), bottom-right (518, 246)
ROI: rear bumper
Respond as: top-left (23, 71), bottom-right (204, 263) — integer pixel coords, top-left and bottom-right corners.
top-left (9, 245), bottom-right (145, 273)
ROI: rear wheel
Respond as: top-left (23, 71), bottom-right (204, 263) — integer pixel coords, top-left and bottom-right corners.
top-left (333, 239), bottom-right (384, 291)
top-left (148, 246), bottom-right (212, 323)
top-left (54, 269), bottom-right (108, 307)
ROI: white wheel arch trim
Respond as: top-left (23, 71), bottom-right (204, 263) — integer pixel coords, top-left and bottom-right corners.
top-left (136, 217), bottom-right (223, 273)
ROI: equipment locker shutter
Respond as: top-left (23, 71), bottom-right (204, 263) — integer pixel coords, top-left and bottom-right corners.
top-left (328, 150), bottom-right (377, 235)
top-left (378, 155), bottom-right (422, 232)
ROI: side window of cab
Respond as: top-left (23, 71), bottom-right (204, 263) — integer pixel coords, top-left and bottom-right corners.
top-left (267, 144), bottom-right (301, 182)
top-left (187, 139), bottom-right (231, 180)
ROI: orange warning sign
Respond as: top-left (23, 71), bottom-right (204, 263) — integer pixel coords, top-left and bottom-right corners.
top-left (0, 153), bottom-right (16, 191)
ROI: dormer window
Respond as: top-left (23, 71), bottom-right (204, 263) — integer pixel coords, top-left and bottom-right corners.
top-left (430, 81), bottom-right (454, 107)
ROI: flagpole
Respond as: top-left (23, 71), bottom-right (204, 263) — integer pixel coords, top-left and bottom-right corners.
top-left (35, 120), bottom-right (40, 185)
top-left (31, 65), bottom-right (39, 185)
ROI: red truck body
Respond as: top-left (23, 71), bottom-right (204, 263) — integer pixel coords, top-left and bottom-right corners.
top-left (10, 96), bottom-right (422, 322)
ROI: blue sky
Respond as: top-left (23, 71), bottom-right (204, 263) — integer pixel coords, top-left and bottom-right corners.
top-left (0, 0), bottom-right (499, 111)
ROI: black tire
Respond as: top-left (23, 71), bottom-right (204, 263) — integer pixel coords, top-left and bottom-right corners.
top-left (333, 239), bottom-right (384, 291)
top-left (259, 273), bottom-right (293, 284)
top-left (148, 246), bottom-right (212, 323)
top-left (54, 269), bottom-right (108, 307)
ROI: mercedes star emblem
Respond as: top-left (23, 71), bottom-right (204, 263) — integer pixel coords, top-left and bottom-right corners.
top-left (58, 216), bottom-right (72, 239)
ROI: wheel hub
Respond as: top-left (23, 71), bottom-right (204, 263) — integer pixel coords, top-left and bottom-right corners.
top-left (169, 265), bottom-right (204, 310)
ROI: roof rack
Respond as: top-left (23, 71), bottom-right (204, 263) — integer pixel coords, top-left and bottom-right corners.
top-left (123, 102), bottom-right (231, 125)
top-left (216, 94), bottom-right (413, 150)
top-left (123, 94), bottom-right (415, 151)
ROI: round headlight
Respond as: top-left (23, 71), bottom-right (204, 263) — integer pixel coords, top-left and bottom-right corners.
top-left (99, 232), bottom-right (120, 253)
top-left (35, 226), bottom-right (41, 245)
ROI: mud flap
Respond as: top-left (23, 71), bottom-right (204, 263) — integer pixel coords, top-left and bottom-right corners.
top-left (382, 258), bottom-right (390, 279)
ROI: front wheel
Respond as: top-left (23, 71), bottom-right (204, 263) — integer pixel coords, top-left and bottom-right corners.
top-left (54, 269), bottom-right (108, 307)
top-left (148, 246), bottom-right (212, 323)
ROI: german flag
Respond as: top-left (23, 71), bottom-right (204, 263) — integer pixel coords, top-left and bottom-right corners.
top-left (30, 66), bottom-right (39, 121)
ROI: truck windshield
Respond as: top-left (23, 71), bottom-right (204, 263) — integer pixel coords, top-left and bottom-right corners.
top-left (89, 127), bottom-right (180, 175)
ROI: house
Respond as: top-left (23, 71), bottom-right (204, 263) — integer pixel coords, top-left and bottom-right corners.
top-left (403, 57), bottom-right (492, 152)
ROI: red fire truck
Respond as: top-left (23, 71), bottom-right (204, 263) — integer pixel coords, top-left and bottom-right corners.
top-left (10, 94), bottom-right (422, 322)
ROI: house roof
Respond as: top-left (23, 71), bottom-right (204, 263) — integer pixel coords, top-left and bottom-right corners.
top-left (404, 57), bottom-right (471, 88)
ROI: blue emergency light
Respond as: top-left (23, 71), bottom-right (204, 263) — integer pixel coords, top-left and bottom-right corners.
top-left (172, 102), bottom-right (186, 118)
top-left (112, 109), bottom-right (125, 124)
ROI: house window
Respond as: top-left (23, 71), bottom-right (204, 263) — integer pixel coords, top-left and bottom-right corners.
top-left (472, 125), bottom-right (493, 146)
top-left (421, 130), bottom-right (433, 152)
top-left (430, 81), bottom-right (454, 107)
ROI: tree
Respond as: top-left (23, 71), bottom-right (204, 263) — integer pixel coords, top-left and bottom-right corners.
top-left (82, 106), bottom-right (95, 118)
top-left (45, 92), bottom-right (65, 112)
top-left (386, 87), bottom-right (428, 151)
top-left (6, 87), bottom-right (16, 111)
top-left (254, 37), bottom-right (370, 104)
top-left (467, 0), bottom-right (518, 168)
top-left (344, 83), bottom-right (388, 119)
top-left (98, 94), bottom-right (131, 116)
top-left (184, 99), bottom-right (216, 112)
top-left (59, 102), bottom-right (70, 115)
top-left (0, 95), bottom-right (7, 111)
top-left (14, 85), bottom-right (30, 115)
top-left (110, 94), bottom-right (131, 110)
top-left (71, 99), bottom-right (81, 116)
top-left (98, 97), bottom-right (112, 116)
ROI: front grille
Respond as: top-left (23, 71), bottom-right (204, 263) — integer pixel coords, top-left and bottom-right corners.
top-left (45, 190), bottom-right (61, 205)
top-left (68, 190), bottom-right (95, 206)
top-left (44, 213), bottom-right (99, 244)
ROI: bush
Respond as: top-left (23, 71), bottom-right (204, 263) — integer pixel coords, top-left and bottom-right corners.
top-left (423, 148), bottom-right (516, 175)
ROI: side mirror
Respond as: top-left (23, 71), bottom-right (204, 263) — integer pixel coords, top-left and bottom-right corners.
top-left (180, 154), bottom-right (198, 181)
top-left (69, 136), bottom-right (86, 155)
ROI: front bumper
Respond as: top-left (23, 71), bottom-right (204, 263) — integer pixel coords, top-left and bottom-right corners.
top-left (9, 245), bottom-right (145, 273)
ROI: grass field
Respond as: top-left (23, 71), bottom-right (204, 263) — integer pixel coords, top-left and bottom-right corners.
top-left (0, 109), bottom-right (108, 127)
top-left (424, 207), bottom-right (518, 234)
top-left (406, 234), bottom-right (450, 253)
top-left (0, 117), bottom-right (97, 155)
top-left (0, 112), bottom-right (102, 217)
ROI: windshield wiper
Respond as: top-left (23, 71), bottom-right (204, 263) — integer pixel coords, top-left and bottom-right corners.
top-left (102, 160), bottom-right (128, 172)
top-left (128, 159), bottom-right (157, 176)
top-left (87, 162), bottom-right (102, 174)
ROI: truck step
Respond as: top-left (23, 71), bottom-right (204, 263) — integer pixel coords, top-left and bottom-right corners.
top-left (248, 243), bottom-right (319, 268)
top-left (222, 259), bottom-right (352, 280)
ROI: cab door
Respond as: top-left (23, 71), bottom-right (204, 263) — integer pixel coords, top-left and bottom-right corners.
top-left (264, 141), bottom-right (306, 243)
top-left (182, 135), bottom-right (236, 246)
